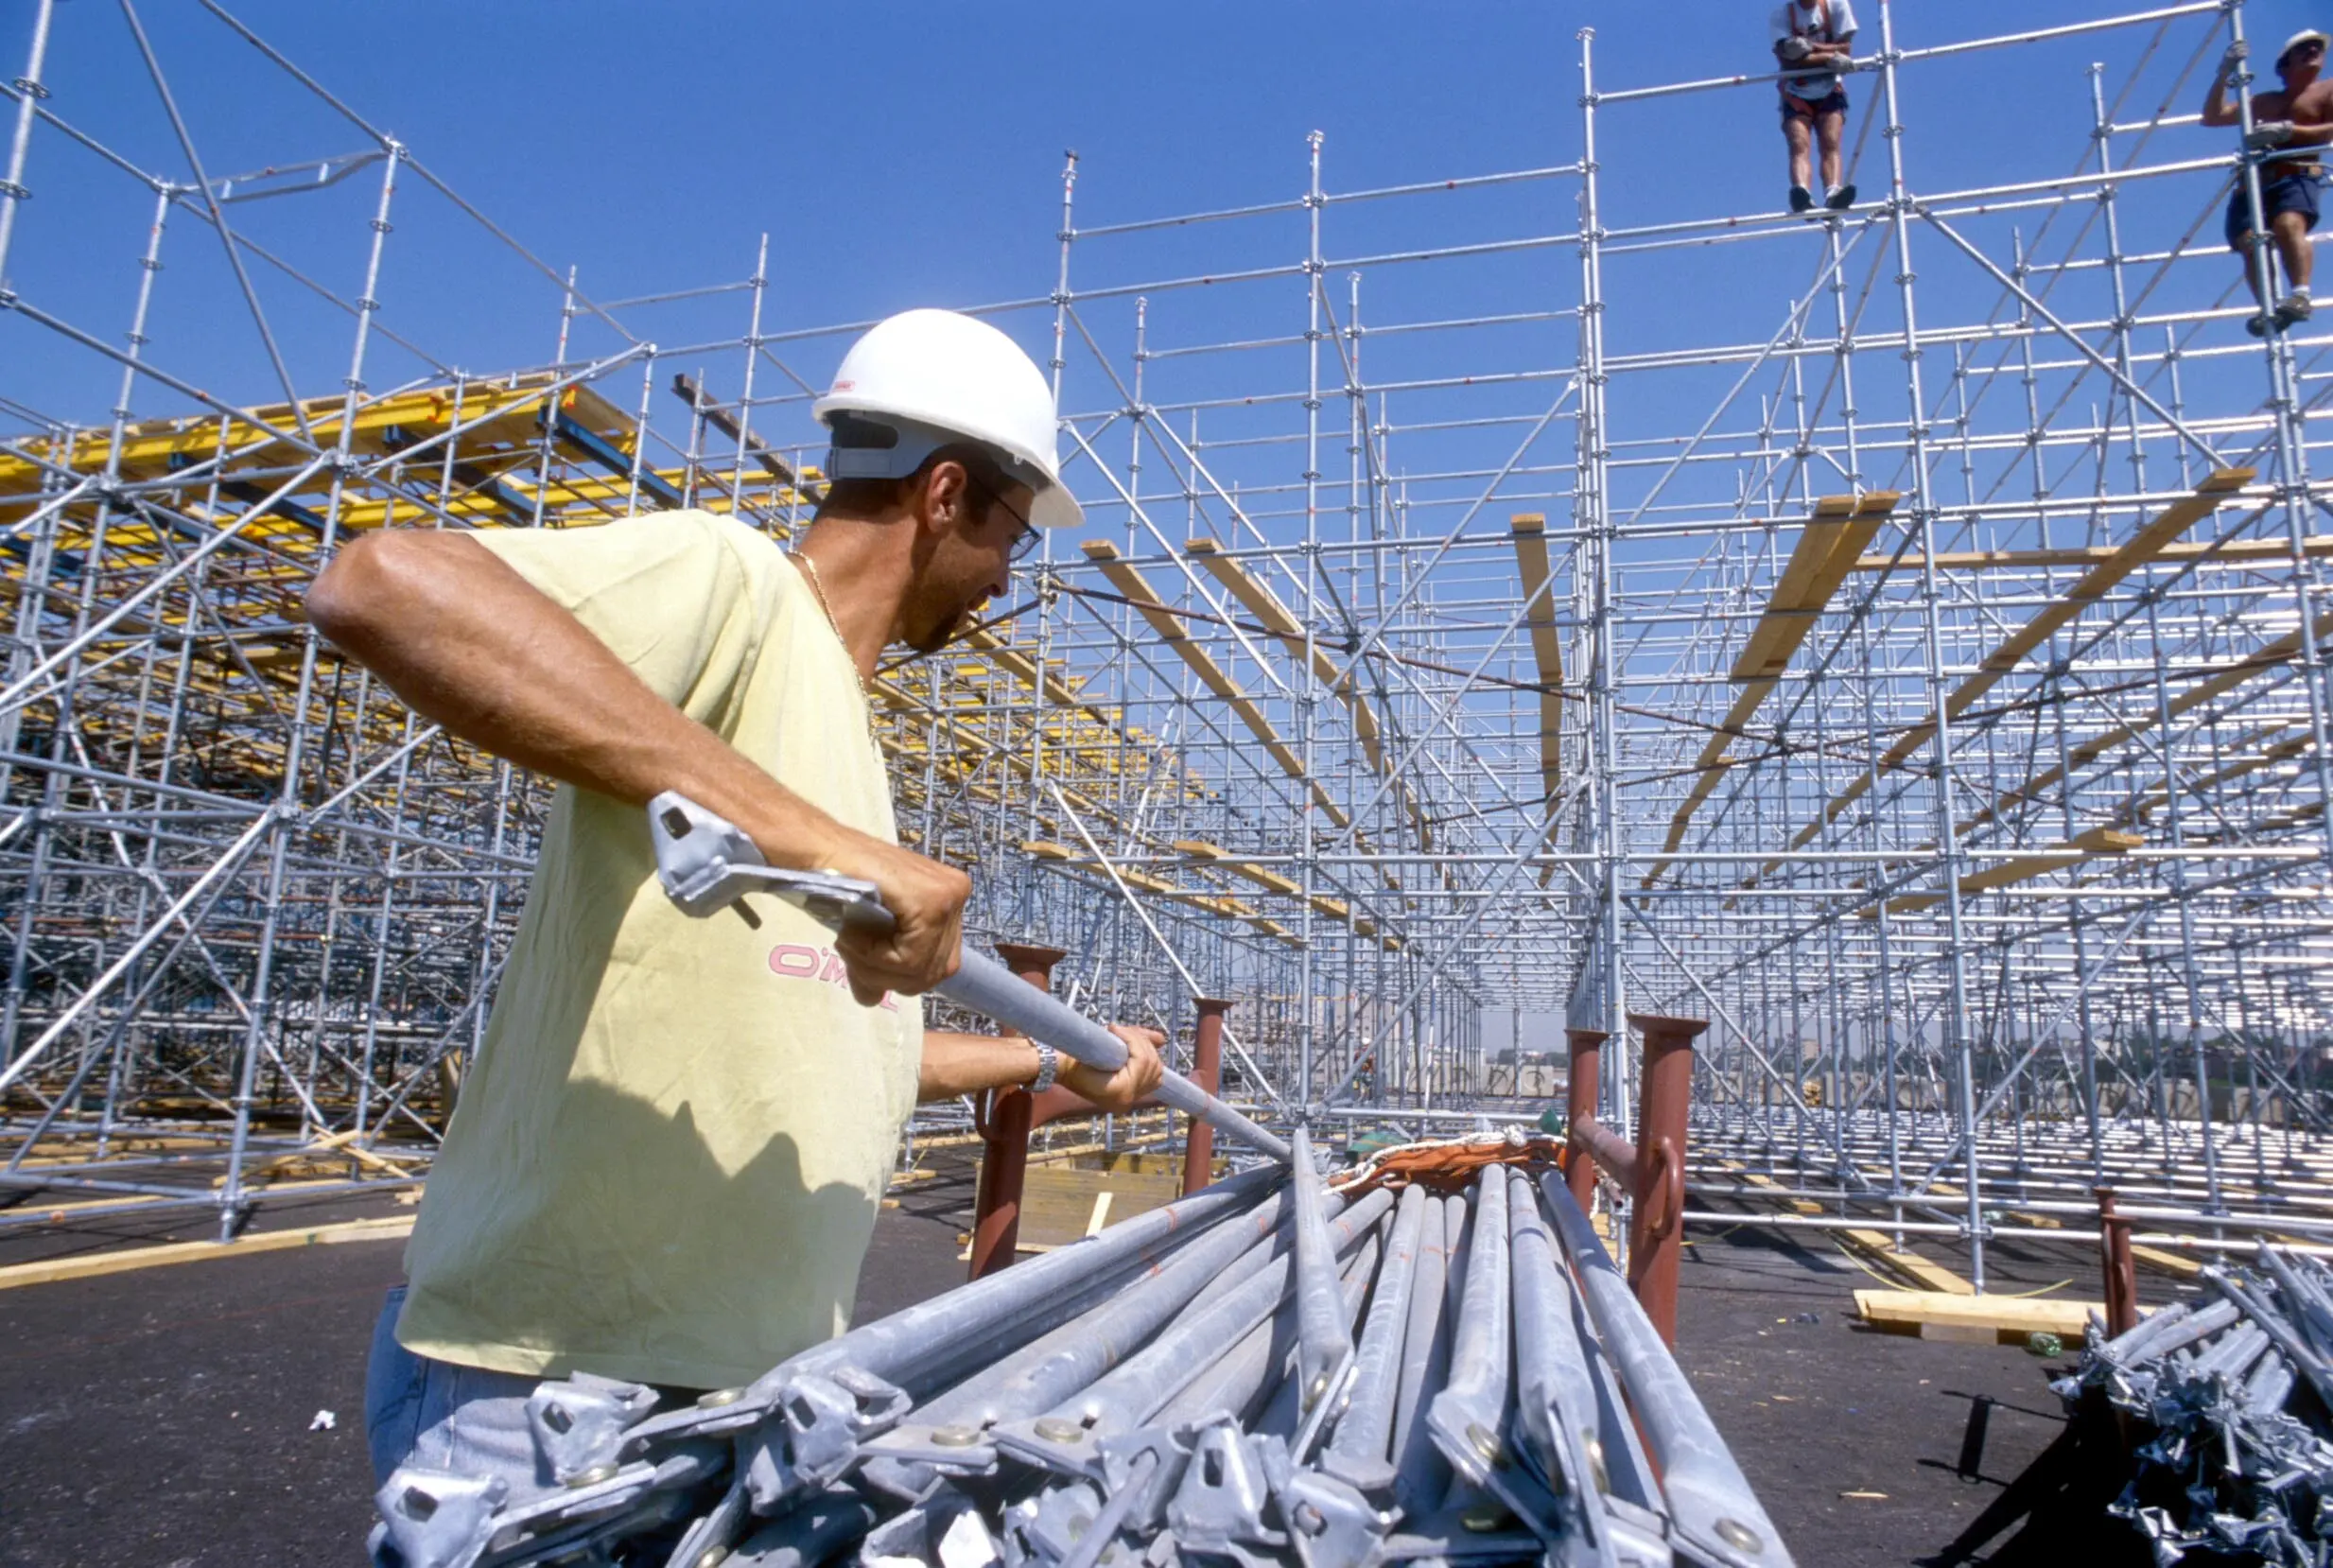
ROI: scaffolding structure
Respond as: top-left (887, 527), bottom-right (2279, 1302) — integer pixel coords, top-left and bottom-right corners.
top-left (2, 1), bottom-right (2330, 1291)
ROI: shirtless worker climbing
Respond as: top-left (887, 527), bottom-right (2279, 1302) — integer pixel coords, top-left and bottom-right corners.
top-left (2203, 28), bottom-right (2332, 336)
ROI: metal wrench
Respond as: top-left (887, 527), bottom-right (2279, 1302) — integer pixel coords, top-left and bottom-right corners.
top-left (646, 792), bottom-right (1292, 1163)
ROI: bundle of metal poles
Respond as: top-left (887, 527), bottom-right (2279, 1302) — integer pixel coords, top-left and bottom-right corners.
top-left (2057, 1242), bottom-right (2333, 1564)
top-left (369, 1135), bottom-right (1794, 1568)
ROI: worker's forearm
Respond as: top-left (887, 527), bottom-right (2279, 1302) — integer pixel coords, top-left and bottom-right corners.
top-left (917, 1031), bottom-right (1039, 1101)
top-left (306, 531), bottom-right (859, 872)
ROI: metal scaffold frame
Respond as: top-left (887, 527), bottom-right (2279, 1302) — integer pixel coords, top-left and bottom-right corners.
top-left (1, 2), bottom-right (2329, 1295)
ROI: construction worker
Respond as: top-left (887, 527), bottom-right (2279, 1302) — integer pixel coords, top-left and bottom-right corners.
top-left (1772, 0), bottom-right (1859, 215)
top-left (2203, 29), bottom-right (2332, 335)
top-left (309, 307), bottom-right (1167, 1489)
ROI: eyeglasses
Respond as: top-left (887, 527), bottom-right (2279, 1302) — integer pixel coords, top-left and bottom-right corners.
top-left (967, 475), bottom-right (1042, 564)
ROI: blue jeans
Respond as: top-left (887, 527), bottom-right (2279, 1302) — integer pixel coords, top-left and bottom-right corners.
top-left (363, 1283), bottom-right (544, 1489)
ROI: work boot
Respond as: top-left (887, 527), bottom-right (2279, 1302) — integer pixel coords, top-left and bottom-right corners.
top-left (2275, 290), bottom-right (2314, 329)
top-left (1788, 184), bottom-right (1815, 214)
top-left (2248, 309), bottom-right (2275, 337)
top-left (1824, 183), bottom-right (1857, 211)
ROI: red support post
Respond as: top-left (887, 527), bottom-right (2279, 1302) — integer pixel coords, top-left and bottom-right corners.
top-left (1182, 999), bottom-right (1232, 1195)
top-left (967, 942), bottom-right (1067, 1280)
top-left (2097, 1185), bottom-right (2139, 1337)
top-left (1625, 1013), bottom-right (1708, 1346)
top-left (1564, 1027), bottom-right (1610, 1211)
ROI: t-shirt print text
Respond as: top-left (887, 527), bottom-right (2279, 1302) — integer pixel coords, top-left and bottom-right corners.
top-left (766, 942), bottom-right (901, 1011)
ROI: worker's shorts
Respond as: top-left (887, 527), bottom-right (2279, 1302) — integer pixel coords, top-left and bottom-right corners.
top-left (1780, 87), bottom-right (1850, 126)
top-left (363, 1283), bottom-right (543, 1489)
top-left (2225, 170), bottom-right (2323, 252)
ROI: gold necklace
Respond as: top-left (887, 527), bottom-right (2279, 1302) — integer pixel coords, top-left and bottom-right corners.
top-left (790, 551), bottom-right (875, 706)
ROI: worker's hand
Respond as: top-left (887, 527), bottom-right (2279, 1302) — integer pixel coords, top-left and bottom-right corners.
top-left (820, 834), bottom-right (970, 1006)
top-left (2246, 121), bottom-right (2295, 150)
top-left (1060, 1025), bottom-right (1166, 1113)
top-left (2223, 39), bottom-right (2250, 74)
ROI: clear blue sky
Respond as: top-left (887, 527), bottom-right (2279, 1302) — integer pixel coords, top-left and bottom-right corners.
top-left (7, 1), bottom-right (2320, 1049)
top-left (8, 0), bottom-right (2321, 445)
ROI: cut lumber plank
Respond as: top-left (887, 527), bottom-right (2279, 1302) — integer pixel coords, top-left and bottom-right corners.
top-left (1082, 540), bottom-right (1349, 828)
top-left (1731, 469), bottom-right (2254, 904)
top-left (1870, 467), bottom-right (2255, 779)
top-left (1854, 1287), bottom-right (2113, 1342)
top-left (1959, 608), bottom-right (2333, 839)
top-left (1837, 1229), bottom-right (1975, 1295)
top-left (1186, 536), bottom-right (1393, 776)
top-left (954, 1164), bottom-right (1187, 1258)
top-left (1645, 493), bottom-right (1897, 888)
top-left (2133, 1244), bottom-right (2204, 1279)
top-left (1853, 532), bottom-right (2327, 571)
top-left (1016, 1166), bottom-right (1184, 1247)
top-left (1508, 514), bottom-right (1565, 812)
top-left (1732, 1166), bottom-right (1821, 1215)
top-left (0, 1213), bottom-right (414, 1292)
top-left (1175, 539), bottom-right (1427, 900)
top-left (1864, 828), bottom-right (2146, 916)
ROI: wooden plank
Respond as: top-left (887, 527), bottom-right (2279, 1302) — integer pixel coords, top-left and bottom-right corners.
top-left (1853, 531), bottom-right (2325, 571)
top-left (0, 1214), bottom-right (414, 1293)
top-left (1730, 1167), bottom-right (1820, 1215)
top-left (1861, 600), bottom-right (2330, 906)
top-left (1507, 514), bottom-right (1565, 806)
top-left (1187, 535), bottom-right (1393, 771)
top-left (1867, 468), bottom-right (2256, 775)
top-left (1947, 468), bottom-right (2252, 709)
top-left (1180, 538), bottom-right (1428, 892)
top-left (1729, 472), bottom-right (2255, 905)
top-left (1645, 495), bottom-right (1895, 888)
top-left (1854, 1287), bottom-right (2108, 1341)
top-left (1721, 1166), bottom-right (1968, 1293)
top-left (1015, 1166), bottom-right (1186, 1247)
top-left (1837, 1229), bottom-right (1975, 1295)
top-left (2133, 1244), bottom-right (2205, 1279)
top-left (1867, 828), bottom-right (2146, 916)
top-left (1085, 540), bottom-right (1353, 828)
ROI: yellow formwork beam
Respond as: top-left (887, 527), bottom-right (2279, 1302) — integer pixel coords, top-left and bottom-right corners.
top-left (1959, 609), bottom-right (2333, 842)
top-left (1878, 467), bottom-right (2254, 773)
top-left (0, 379), bottom-right (635, 507)
top-left (1081, 540), bottom-right (1350, 828)
top-left (1508, 514), bottom-right (1565, 880)
top-left (1644, 494), bottom-right (1897, 890)
top-left (1854, 531), bottom-right (2323, 572)
top-left (1183, 535), bottom-right (1433, 853)
top-left (1731, 471), bottom-right (2253, 902)
top-left (1861, 828), bottom-right (2144, 917)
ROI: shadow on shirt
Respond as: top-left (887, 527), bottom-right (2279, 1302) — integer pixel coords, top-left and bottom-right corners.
top-left (409, 1077), bottom-right (880, 1391)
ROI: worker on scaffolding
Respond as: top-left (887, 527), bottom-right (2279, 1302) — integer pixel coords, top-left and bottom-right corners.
top-left (2204, 29), bottom-right (2331, 336)
top-left (1772, 0), bottom-right (1859, 216)
top-left (307, 307), bottom-right (1166, 1490)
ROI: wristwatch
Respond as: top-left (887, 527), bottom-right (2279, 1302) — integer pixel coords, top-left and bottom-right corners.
top-left (1029, 1042), bottom-right (1060, 1094)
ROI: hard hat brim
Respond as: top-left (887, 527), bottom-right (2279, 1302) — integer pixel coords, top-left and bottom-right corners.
top-left (2280, 29), bottom-right (2330, 66)
top-left (1030, 480), bottom-right (1084, 531)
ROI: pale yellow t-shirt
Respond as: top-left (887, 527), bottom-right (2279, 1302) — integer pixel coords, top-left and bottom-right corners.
top-left (394, 510), bottom-right (925, 1390)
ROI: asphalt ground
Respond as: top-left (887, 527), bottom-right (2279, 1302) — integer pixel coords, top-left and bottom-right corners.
top-left (0, 1167), bottom-right (2184, 1567)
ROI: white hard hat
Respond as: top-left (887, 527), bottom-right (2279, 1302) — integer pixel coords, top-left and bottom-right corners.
top-left (814, 308), bottom-right (1083, 531)
top-left (2279, 28), bottom-right (2329, 68)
